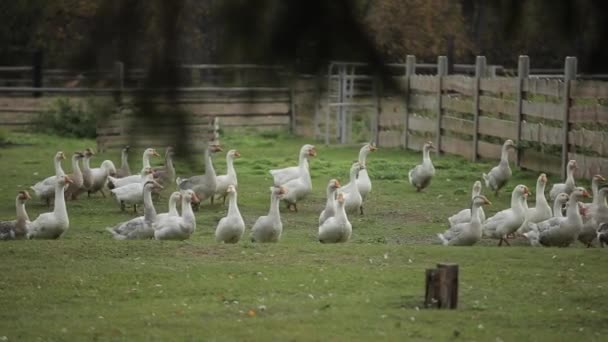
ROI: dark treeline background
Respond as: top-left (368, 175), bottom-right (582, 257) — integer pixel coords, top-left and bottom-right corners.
top-left (1, 0), bottom-right (607, 72)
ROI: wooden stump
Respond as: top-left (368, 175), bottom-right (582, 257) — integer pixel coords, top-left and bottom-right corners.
top-left (424, 263), bottom-right (459, 309)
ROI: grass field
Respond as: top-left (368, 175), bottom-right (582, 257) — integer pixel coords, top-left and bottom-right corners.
top-left (0, 130), bottom-right (606, 341)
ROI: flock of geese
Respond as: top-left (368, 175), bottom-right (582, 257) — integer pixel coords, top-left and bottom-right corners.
top-left (1, 139), bottom-right (607, 247)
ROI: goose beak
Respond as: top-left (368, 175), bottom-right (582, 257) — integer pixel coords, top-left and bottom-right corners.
top-left (234, 151), bottom-right (241, 158)
top-left (191, 193), bottom-right (200, 204)
top-left (598, 175), bottom-right (606, 182)
top-left (308, 148), bottom-right (317, 157)
top-left (152, 150), bottom-right (161, 157)
top-left (369, 145), bottom-right (377, 152)
top-left (64, 176), bottom-right (74, 184)
top-left (583, 190), bottom-right (590, 198)
top-left (335, 180), bottom-right (341, 188)
top-left (485, 199), bottom-right (492, 205)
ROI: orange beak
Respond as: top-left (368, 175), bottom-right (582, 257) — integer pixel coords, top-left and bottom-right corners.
top-left (335, 180), bottom-right (341, 188)
top-left (64, 176), bottom-right (74, 184)
top-left (234, 151), bottom-right (241, 157)
top-left (308, 148), bottom-right (317, 157)
top-left (191, 193), bottom-right (200, 204)
top-left (152, 150), bottom-right (161, 157)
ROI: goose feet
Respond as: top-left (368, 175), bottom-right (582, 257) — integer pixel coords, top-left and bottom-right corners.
top-left (120, 201), bottom-right (126, 212)
top-left (359, 205), bottom-right (364, 215)
top-left (497, 238), bottom-right (511, 246)
top-left (133, 204), bottom-right (137, 214)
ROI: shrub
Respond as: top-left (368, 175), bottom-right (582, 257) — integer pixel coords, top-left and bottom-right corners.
top-left (37, 97), bottom-right (114, 138)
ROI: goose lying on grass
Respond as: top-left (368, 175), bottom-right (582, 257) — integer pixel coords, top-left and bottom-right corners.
top-left (30, 151), bottom-right (66, 207)
top-left (0, 191), bottom-right (31, 240)
top-left (27, 175), bottom-right (73, 239)
top-left (438, 195), bottom-right (492, 246)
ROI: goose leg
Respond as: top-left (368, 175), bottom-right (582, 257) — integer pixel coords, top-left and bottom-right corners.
top-left (88, 191), bottom-right (91, 198)
top-left (210, 196), bottom-right (214, 205)
top-left (222, 195), bottom-right (227, 205)
top-left (293, 203), bottom-right (298, 213)
top-left (359, 205), bottom-right (364, 215)
top-left (503, 238), bottom-right (511, 246)
top-left (133, 204), bottom-right (137, 214)
top-left (498, 239), bottom-right (503, 247)
top-left (120, 201), bottom-right (125, 212)
top-left (100, 189), bottom-right (106, 198)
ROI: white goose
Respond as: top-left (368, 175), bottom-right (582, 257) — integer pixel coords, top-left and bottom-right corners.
top-left (177, 144), bottom-right (223, 206)
top-left (27, 175), bottom-right (73, 239)
top-left (116, 145), bottom-right (132, 178)
top-left (64, 151), bottom-right (85, 200)
top-left (110, 168), bottom-right (155, 213)
top-left (579, 187), bottom-right (608, 247)
top-left (598, 223), bottom-right (608, 248)
top-left (549, 160), bottom-right (577, 200)
top-left (482, 139), bottom-right (516, 196)
top-left (30, 151), bottom-right (66, 206)
top-left (251, 186), bottom-right (287, 243)
top-left (319, 179), bottom-right (341, 225)
top-left (552, 193), bottom-right (570, 218)
top-left (482, 184), bottom-right (529, 246)
top-left (516, 173), bottom-right (552, 235)
top-left (408, 141), bottom-right (436, 192)
top-left (106, 180), bottom-right (163, 240)
top-left (281, 150), bottom-right (314, 212)
top-left (153, 189), bottom-right (200, 240)
top-left (356, 143), bottom-right (377, 201)
top-left (108, 148), bottom-right (160, 189)
top-left (438, 195), bottom-right (492, 246)
top-left (524, 187), bottom-right (590, 247)
top-left (270, 144), bottom-right (316, 186)
top-left (88, 160), bottom-right (117, 198)
top-left (152, 147), bottom-right (176, 189)
top-left (155, 191), bottom-right (181, 225)
top-left (448, 181), bottom-right (485, 226)
top-left (337, 162), bottom-right (365, 214)
top-left (215, 185), bottom-right (245, 243)
top-left (214, 149), bottom-right (240, 204)
top-left (0, 191), bottom-right (32, 240)
top-left (581, 175), bottom-right (605, 211)
top-left (81, 148), bottom-right (95, 194)
top-left (318, 193), bottom-right (352, 243)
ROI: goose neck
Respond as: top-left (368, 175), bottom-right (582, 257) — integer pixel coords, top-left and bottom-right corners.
top-left (269, 194), bottom-right (281, 218)
top-left (142, 152), bottom-right (151, 170)
top-left (53, 181), bottom-right (68, 221)
top-left (205, 149), bottom-right (216, 178)
top-left (54, 156), bottom-right (65, 177)
top-left (227, 192), bottom-right (241, 217)
top-left (535, 181), bottom-right (547, 204)
top-left (181, 196), bottom-right (196, 224)
top-left (470, 203), bottom-right (481, 224)
top-left (16, 198), bottom-right (29, 223)
top-left (566, 195), bottom-right (582, 222)
top-left (168, 196), bottom-right (179, 216)
top-left (71, 156), bottom-right (82, 176)
top-left (121, 151), bottom-right (129, 170)
top-left (82, 157), bottom-right (91, 171)
top-left (422, 148), bottom-right (431, 163)
top-left (143, 186), bottom-right (157, 222)
top-left (358, 147), bottom-right (369, 164)
top-left (226, 156), bottom-right (236, 177)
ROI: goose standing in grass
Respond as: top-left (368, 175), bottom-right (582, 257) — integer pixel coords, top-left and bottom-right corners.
top-left (116, 145), bottom-right (131, 178)
top-left (408, 141), bottom-right (435, 192)
top-left (64, 151), bottom-right (85, 200)
top-left (111, 168), bottom-right (155, 213)
top-left (318, 193), bottom-right (352, 243)
top-left (598, 223), bottom-right (608, 247)
top-left (337, 162), bottom-right (365, 214)
top-left (215, 185), bottom-right (245, 243)
top-left (177, 143), bottom-right (223, 207)
top-left (0, 191), bottom-right (32, 240)
top-left (579, 187), bottom-right (608, 247)
top-left (581, 175), bottom-right (605, 211)
top-left (152, 146), bottom-right (176, 189)
top-left (89, 159), bottom-right (117, 198)
top-left (154, 191), bottom-right (181, 226)
top-left (27, 175), bottom-right (73, 239)
top-left (319, 179), bottom-right (341, 225)
top-left (438, 195), bottom-right (492, 246)
top-left (549, 160), bottom-right (577, 200)
top-left (270, 144), bottom-right (317, 186)
top-left (153, 189), bottom-right (200, 240)
top-left (482, 184), bottom-right (529, 246)
top-left (516, 173), bottom-right (552, 235)
top-left (356, 143), bottom-right (377, 206)
top-left (482, 139), bottom-right (516, 196)
top-left (448, 181), bottom-right (485, 226)
top-left (281, 149), bottom-right (314, 212)
top-left (523, 187), bottom-right (590, 247)
top-left (31, 151), bottom-right (66, 207)
top-left (108, 148), bottom-right (160, 189)
top-left (106, 180), bottom-right (163, 240)
top-left (214, 149), bottom-right (240, 205)
top-left (251, 186), bottom-right (286, 243)
top-left (81, 148), bottom-right (95, 195)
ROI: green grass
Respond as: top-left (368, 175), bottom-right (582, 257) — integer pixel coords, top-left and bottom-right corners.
top-left (0, 131), bottom-right (606, 341)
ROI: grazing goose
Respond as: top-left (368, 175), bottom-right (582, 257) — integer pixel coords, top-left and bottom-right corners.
top-left (107, 148), bottom-right (160, 189)
top-left (448, 181), bottom-right (485, 226)
top-left (152, 146), bottom-right (176, 189)
top-left (89, 159), bottom-right (117, 198)
top-left (356, 142), bottom-right (377, 201)
top-left (110, 168), bottom-right (155, 213)
top-left (337, 162), bottom-right (365, 214)
top-left (251, 186), bottom-right (287, 243)
top-left (64, 151), bottom-right (85, 200)
top-left (318, 193), bottom-right (352, 243)
top-left (153, 189), bottom-right (200, 240)
top-left (106, 180), bottom-right (163, 240)
top-left (116, 145), bottom-right (132, 178)
top-left (177, 143), bottom-right (223, 207)
top-left (30, 151), bottom-right (66, 207)
top-left (0, 191), bottom-right (32, 240)
top-left (482, 184), bottom-right (529, 246)
top-left (581, 175), bottom-right (605, 211)
top-left (598, 223), bottom-right (608, 247)
top-left (438, 195), bottom-right (492, 246)
top-left (270, 144), bottom-right (316, 186)
top-left (482, 139), bottom-right (516, 196)
top-left (155, 191), bottom-right (181, 226)
top-left (281, 150), bottom-right (314, 212)
top-left (214, 149), bottom-right (240, 205)
top-left (516, 173), bottom-right (552, 235)
top-left (215, 185), bottom-right (246, 243)
top-left (408, 141), bottom-right (435, 192)
top-left (27, 175), bottom-right (73, 239)
top-left (524, 187), bottom-right (590, 247)
top-left (319, 179), bottom-right (341, 225)
top-left (579, 187), bottom-right (608, 247)
top-left (549, 160), bottom-right (577, 200)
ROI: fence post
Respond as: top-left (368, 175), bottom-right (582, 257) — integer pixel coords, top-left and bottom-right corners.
top-left (561, 57), bottom-right (577, 179)
top-left (515, 56), bottom-right (529, 167)
top-left (289, 71), bottom-right (296, 135)
top-left (373, 74), bottom-right (382, 146)
top-left (472, 56), bottom-right (486, 162)
top-left (446, 36), bottom-right (455, 75)
top-left (113, 61), bottom-right (124, 104)
top-left (32, 49), bottom-right (43, 97)
top-left (403, 55), bottom-right (416, 149)
top-left (436, 56), bottom-right (448, 154)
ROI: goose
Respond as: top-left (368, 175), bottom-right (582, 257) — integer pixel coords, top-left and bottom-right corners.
top-left (26, 175), bottom-right (73, 239)
top-left (598, 222), bottom-right (608, 247)
top-left (89, 159), bottom-right (117, 198)
top-left (0, 191), bottom-right (32, 240)
top-left (154, 191), bottom-right (181, 226)
top-left (516, 173), bottom-right (552, 235)
top-left (549, 160), bottom-right (577, 200)
top-left (408, 141), bottom-right (436, 192)
top-left (153, 189), bottom-right (200, 240)
top-left (215, 185), bottom-right (246, 243)
top-left (482, 139), bottom-right (516, 196)
top-left (281, 150), bottom-right (314, 212)
top-left (356, 142), bottom-right (377, 201)
top-left (270, 144), bottom-right (317, 186)
top-left (524, 187), bottom-right (590, 247)
top-left (482, 184), bottom-right (529, 246)
top-left (116, 145), bottom-right (132, 178)
top-left (106, 180), bottom-right (163, 240)
top-left (438, 195), bottom-right (492, 246)
top-left (319, 179), bottom-right (341, 225)
top-left (552, 193), bottom-right (570, 218)
top-left (64, 151), bottom-right (85, 200)
top-left (337, 162), bottom-right (365, 214)
top-left (251, 186), bottom-right (287, 243)
top-left (152, 146), bottom-right (176, 188)
top-left (177, 143), bottom-right (223, 207)
top-left (578, 187), bottom-right (608, 247)
top-left (110, 167), bottom-right (155, 213)
top-left (448, 181), bottom-right (485, 226)
top-left (581, 175), bottom-right (605, 211)
top-left (30, 151), bottom-right (66, 207)
top-left (214, 149), bottom-right (240, 205)
top-left (81, 148), bottom-right (95, 194)
top-left (318, 193), bottom-right (352, 243)
top-left (107, 148), bottom-right (160, 189)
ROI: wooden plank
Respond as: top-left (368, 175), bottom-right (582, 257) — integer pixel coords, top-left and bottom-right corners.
top-left (569, 105), bottom-right (608, 124)
top-left (520, 149), bottom-right (562, 175)
top-left (523, 78), bottom-right (564, 98)
top-left (442, 76), bottom-right (475, 96)
top-left (219, 115), bottom-right (289, 127)
top-left (569, 129), bottom-right (608, 155)
top-left (441, 95), bottom-right (473, 114)
top-left (378, 130), bottom-right (401, 148)
top-left (570, 80), bottom-right (608, 99)
top-left (379, 113), bottom-right (403, 129)
top-left (520, 122), bottom-right (562, 145)
top-left (408, 115), bottom-right (435, 133)
top-left (441, 116), bottom-right (474, 135)
top-left (521, 100), bottom-right (562, 121)
top-left (409, 76), bottom-right (438, 93)
top-left (409, 94), bottom-right (436, 110)
top-left (478, 96), bottom-right (517, 116)
top-left (440, 136), bottom-right (472, 158)
top-left (479, 77), bottom-right (517, 95)
top-left (568, 153), bottom-right (608, 179)
top-left (477, 140), bottom-right (516, 160)
top-left (405, 134), bottom-right (432, 151)
top-left (478, 117), bottom-right (517, 139)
